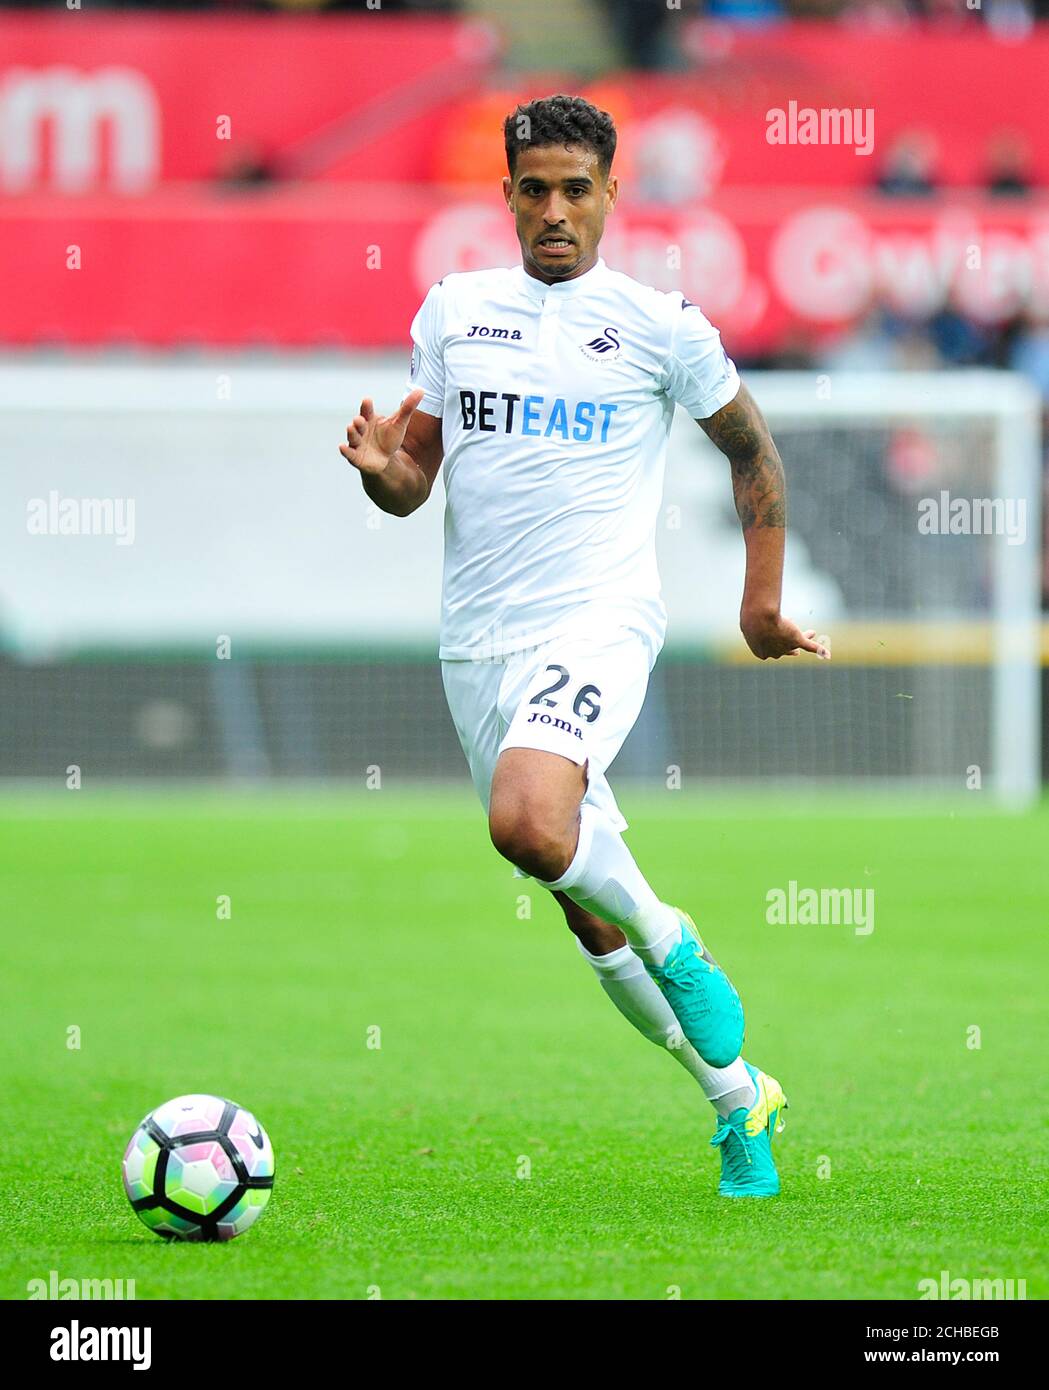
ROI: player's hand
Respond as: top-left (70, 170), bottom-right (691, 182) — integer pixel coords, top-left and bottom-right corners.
top-left (741, 608), bottom-right (831, 662)
top-left (340, 390), bottom-right (424, 475)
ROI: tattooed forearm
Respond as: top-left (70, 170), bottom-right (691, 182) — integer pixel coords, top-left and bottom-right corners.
top-left (699, 382), bottom-right (786, 530)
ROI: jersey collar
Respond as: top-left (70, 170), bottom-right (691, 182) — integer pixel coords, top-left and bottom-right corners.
top-left (513, 257), bottom-right (609, 302)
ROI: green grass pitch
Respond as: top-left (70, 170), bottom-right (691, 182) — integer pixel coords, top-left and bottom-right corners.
top-left (1, 788), bottom-right (1045, 1301)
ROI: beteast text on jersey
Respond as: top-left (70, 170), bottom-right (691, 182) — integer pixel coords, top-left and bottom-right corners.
top-left (459, 390), bottom-right (619, 442)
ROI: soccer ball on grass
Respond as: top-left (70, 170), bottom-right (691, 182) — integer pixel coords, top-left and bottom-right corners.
top-left (122, 1093), bottom-right (275, 1241)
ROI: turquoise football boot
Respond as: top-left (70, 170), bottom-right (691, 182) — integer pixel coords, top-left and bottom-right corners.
top-left (642, 910), bottom-right (744, 1068)
top-left (711, 1062), bottom-right (787, 1198)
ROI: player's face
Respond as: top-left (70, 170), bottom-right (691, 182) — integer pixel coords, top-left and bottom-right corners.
top-left (503, 144), bottom-right (618, 284)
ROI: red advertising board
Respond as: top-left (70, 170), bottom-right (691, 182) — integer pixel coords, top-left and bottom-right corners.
top-left (0, 14), bottom-right (498, 191)
top-left (5, 186), bottom-right (1047, 354)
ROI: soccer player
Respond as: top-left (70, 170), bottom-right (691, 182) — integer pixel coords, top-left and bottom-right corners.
top-left (340, 95), bottom-right (829, 1197)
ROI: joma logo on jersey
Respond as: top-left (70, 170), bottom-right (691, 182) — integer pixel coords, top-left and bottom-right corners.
top-left (466, 324), bottom-right (523, 340)
top-left (459, 390), bottom-right (619, 442)
top-left (526, 710), bottom-right (583, 740)
top-left (580, 327), bottom-right (622, 361)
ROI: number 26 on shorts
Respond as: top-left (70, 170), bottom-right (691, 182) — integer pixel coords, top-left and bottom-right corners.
top-left (529, 664), bottom-right (602, 723)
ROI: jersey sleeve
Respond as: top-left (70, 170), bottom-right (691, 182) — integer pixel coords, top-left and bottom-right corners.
top-left (406, 280), bottom-right (446, 417)
top-left (660, 295), bottom-right (740, 420)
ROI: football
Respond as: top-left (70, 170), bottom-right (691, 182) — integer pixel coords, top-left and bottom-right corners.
top-left (122, 1094), bottom-right (275, 1242)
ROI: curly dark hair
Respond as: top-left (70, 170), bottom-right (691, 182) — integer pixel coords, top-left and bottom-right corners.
top-left (503, 94), bottom-right (617, 178)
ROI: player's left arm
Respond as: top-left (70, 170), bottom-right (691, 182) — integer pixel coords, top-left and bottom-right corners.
top-left (698, 380), bottom-right (830, 662)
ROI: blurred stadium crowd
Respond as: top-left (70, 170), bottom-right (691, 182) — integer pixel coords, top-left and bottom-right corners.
top-left (9, 0), bottom-right (1049, 30)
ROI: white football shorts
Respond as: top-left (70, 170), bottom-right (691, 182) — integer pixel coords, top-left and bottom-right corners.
top-left (441, 622), bottom-right (654, 868)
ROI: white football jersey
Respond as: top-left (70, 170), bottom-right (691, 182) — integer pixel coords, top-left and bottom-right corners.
top-left (407, 257), bottom-right (740, 661)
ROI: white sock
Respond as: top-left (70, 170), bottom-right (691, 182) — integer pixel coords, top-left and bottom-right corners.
top-left (539, 803), bottom-right (682, 963)
top-left (576, 939), bottom-right (754, 1114)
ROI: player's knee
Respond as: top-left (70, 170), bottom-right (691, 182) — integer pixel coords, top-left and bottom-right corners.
top-left (488, 802), bottom-right (570, 880)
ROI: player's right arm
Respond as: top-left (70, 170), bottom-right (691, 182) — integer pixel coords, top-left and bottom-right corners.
top-left (339, 390), bottom-right (444, 517)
